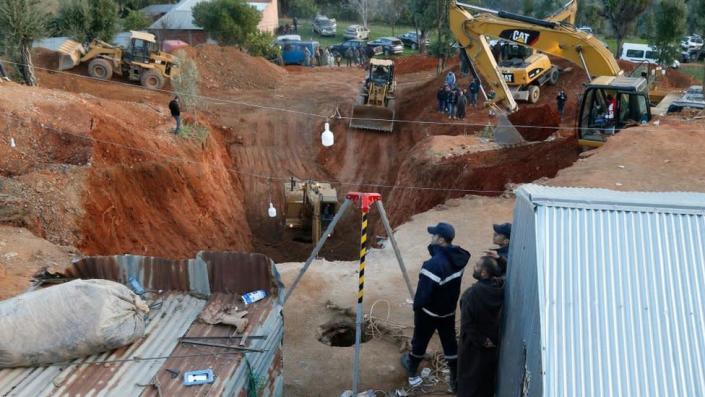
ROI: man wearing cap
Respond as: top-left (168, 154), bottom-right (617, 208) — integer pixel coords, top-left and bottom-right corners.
top-left (458, 256), bottom-right (505, 396)
top-left (488, 222), bottom-right (511, 274)
top-left (401, 222), bottom-right (470, 392)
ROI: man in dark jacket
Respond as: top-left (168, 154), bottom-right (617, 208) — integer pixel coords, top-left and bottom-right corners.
top-left (487, 222), bottom-right (510, 274)
top-left (168, 96), bottom-right (180, 133)
top-left (456, 89), bottom-right (468, 120)
top-left (468, 79), bottom-right (480, 110)
top-left (556, 89), bottom-right (567, 119)
top-left (401, 222), bottom-right (470, 392)
top-left (448, 88), bottom-right (459, 120)
top-left (437, 85), bottom-right (446, 113)
top-left (457, 256), bottom-right (504, 397)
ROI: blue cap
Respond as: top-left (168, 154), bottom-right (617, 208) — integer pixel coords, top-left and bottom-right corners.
top-left (427, 222), bottom-right (455, 242)
top-left (493, 223), bottom-right (512, 238)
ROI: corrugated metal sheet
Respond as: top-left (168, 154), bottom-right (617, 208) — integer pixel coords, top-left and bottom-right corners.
top-left (498, 184), bottom-right (705, 397)
top-left (149, 0), bottom-right (269, 30)
top-left (0, 251), bottom-right (283, 397)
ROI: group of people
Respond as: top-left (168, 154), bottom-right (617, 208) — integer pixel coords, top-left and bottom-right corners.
top-left (302, 46), bottom-right (334, 67)
top-left (401, 220), bottom-right (512, 396)
top-left (300, 46), bottom-right (373, 68)
top-left (276, 16), bottom-right (298, 35)
top-left (437, 71), bottom-right (481, 120)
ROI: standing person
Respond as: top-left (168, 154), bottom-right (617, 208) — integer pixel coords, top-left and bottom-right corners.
top-left (446, 70), bottom-right (456, 89)
top-left (0, 61), bottom-right (9, 81)
top-left (487, 223), bottom-right (510, 275)
top-left (292, 16), bottom-right (298, 33)
top-left (467, 78), bottom-right (480, 110)
top-left (556, 89), bottom-right (567, 120)
top-left (606, 94), bottom-right (617, 127)
top-left (400, 222), bottom-right (470, 392)
top-left (437, 85), bottom-right (446, 113)
top-left (303, 45), bottom-right (312, 67)
top-left (457, 256), bottom-right (504, 397)
top-left (168, 96), bottom-right (181, 133)
top-left (448, 88), bottom-right (459, 120)
top-left (315, 46), bottom-right (322, 67)
top-left (443, 85), bottom-right (452, 114)
top-left (457, 89), bottom-right (467, 120)
top-left (345, 47), bottom-right (353, 67)
top-left (322, 47), bottom-right (331, 67)
top-left (335, 51), bottom-right (342, 67)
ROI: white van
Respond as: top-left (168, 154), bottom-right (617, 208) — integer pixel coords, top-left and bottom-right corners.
top-left (620, 43), bottom-right (679, 68)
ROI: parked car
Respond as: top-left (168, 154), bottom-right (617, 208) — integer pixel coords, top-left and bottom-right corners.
top-left (280, 41), bottom-right (320, 65)
top-left (368, 37), bottom-right (404, 55)
top-left (398, 31), bottom-right (429, 49)
top-left (313, 15), bottom-right (337, 37)
top-left (619, 43), bottom-right (679, 69)
top-left (329, 39), bottom-right (382, 57)
top-left (681, 35), bottom-right (703, 51)
top-left (681, 47), bottom-right (705, 63)
top-left (343, 25), bottom-right (370, 40)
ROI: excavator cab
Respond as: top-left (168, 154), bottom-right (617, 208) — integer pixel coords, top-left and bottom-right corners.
top-left (578, 76), bottom-right (651, 147)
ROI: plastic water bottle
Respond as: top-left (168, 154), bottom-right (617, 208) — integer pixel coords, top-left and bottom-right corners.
top-left (242, 290), bottom-right (267, 305)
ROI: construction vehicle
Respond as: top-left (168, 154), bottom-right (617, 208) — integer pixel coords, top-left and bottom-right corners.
top-left (490, 0), bottom-right (577, 103)
top-left (57, 31), bottom-right (179, 90)
top-left (284, 178), bottom-right (339, 244)
top-left (450, 1), bottom-right (653, 147)
top-left (350, 58), bottom-right (397, 132)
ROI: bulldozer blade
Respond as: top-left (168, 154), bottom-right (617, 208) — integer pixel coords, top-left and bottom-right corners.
top-left (350, 105), bottom-right (395, 132)
top-left (56, 39), bottom-right (84, 71)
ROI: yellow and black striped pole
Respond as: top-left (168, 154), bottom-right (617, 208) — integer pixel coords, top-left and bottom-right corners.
top-left (352, 209), bottom-right (369, 394)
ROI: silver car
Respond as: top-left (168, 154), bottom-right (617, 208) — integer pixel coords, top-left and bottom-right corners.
top-left (344, 25), bottom-right (370, 40)
top-left (368, 37), bottom-right (404, 55)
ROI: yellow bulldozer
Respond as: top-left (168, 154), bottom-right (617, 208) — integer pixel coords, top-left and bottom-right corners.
top-left (350, 58), bottom-right (397, 132)
top-left (57, 31), bottom-right (179, 90)
top-left (284, 178), bottom-right (339, 244)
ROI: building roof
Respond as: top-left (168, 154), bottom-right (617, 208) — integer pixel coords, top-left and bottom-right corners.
top-left (140, 3), bottom-right (175, 17)
top-left (500, 184), bottom-right (705, 396)
top-left (149, 0), bottom-right (271, 30)
top-left (0, 251), bottom-right (284, 397)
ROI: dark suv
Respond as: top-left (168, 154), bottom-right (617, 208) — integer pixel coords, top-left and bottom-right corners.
top-left (329, 39), bottom-right (382, 57)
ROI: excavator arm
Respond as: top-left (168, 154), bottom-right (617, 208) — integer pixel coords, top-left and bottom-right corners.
top-left (545, 0), bottom-right (577, 24)
top-left (450, 1), bottom-right (620, 113)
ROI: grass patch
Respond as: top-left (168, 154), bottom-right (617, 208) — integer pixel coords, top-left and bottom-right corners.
top-left (178, 122), bottom-right (209, 144)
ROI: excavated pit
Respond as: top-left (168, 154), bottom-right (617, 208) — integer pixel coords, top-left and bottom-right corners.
top-left (317, 318), bottom-right (373, 347)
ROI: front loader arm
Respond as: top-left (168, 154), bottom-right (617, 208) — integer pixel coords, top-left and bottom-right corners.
top-left (449, 3), bottom-right (518, 113)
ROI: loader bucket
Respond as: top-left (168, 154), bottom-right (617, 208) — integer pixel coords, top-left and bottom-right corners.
top-left (56, 40), bottom-right (85, 71)
top-left (349, 104), bottom-right (395, 132)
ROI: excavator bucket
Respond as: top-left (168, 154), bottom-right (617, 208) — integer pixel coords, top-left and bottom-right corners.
top-left (56, 40), bottom-right (85, 71)
top-left (349, 101), bottom-right (396, 132)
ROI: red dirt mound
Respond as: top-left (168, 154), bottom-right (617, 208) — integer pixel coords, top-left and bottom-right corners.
top-left (618, 59), bottom-right (695, 89)
top-left (509, 103), bottom-right (561, 141)
top-left (181, 44), bottom-right (287, 91)
top-left (395, 55), bottom-right (439, 74)
top-left (0, 83), bottom-right (252, 259)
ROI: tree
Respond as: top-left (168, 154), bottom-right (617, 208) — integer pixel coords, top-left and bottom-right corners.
top-left (376, 0), bottom-right (407, 35)
top-left (171, 50), bottom-right (201, 113)
top-left (245, 31), bottom-right (279, 59)
top-left (347, 0), bottom-right (370, 28)
top-left (286, 0), bottom-right (316, 18)
top-left (0, 0), bottom-right (47, 85)
top-left (409, 0), bottom-right (436, 54)
top-left (599, 0), bottom-right (651, 57)
top-left (650, 0), bottom-right (686, 66)
top-left (122, 9), bottom-right (151, 31)
top-left (55, 0), bottom-right (118, 42)
top-left (193, 0), bottom-right (261, 46)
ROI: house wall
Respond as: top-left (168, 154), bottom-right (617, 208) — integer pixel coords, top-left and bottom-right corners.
top-left (258, 0), bottom-right (279, 33)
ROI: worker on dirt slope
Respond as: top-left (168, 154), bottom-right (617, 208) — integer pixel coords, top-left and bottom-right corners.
top-left (486, 222), bottom-right (510, 275)
top-left (457, 89), bottom-right (467, 120)
top-left (401, 222), bottom-right (470, 392)
top-left (448, 88), bottom-right (459, 120)
top-left (458, 256), bottom-right (504, 397)
top-left (168, 96), bottom-right (181, 133)
top-left (437, 85), bottom-right (447, 113)
top-left (556, 89), bottom-right (567, 120)
top-left (446, 71), bottom-right (456, 89)
top-left (467, 79), bottom-right (480, 110)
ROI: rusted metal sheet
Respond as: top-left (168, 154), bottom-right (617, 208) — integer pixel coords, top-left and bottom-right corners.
top-left (0, 251), bottom-right (284, 397)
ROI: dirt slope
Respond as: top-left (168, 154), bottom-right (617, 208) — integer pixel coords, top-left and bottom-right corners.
top-left (0, 82), bottom-right (252, 258)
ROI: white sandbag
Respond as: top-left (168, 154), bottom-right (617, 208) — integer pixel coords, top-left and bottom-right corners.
top-left (0, 279), bottom-right (149, 367)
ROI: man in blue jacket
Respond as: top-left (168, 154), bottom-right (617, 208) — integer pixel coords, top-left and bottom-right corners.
top-left (401, 222), bottom-right (471, 392)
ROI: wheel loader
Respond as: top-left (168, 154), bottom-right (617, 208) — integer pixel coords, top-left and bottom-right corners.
top-left (350, 58), bottom-right (396, 132)
top-left (284, 178), bottom-right (339, 244)
top-left (57, 31), bottom-right (179, 90)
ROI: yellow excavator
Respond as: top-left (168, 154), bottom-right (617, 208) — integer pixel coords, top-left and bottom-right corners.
top-left (57, 31), bottom-right (179, 89)
top-left (450, 1), bottom-right (652, 147)
top-left (491, 0), bottom-right (577, 103)
top-left (284, 178), bottom-right (339, 244)
top-left (350, 58), bottom-right (397, 132)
